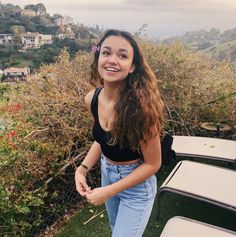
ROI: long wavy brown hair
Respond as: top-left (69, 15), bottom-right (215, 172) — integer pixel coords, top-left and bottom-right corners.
top-left (90, 29), bottom-right (164, 151)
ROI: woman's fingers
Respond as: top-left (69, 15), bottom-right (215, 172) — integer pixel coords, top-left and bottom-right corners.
top-left (77, 183), bottom-right (87, 196)
top-left (75, 173), bottom-right (91, 196)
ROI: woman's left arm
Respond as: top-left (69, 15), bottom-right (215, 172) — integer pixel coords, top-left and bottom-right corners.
top-left (106, 133), bottom-right (161, 194)
top-left (86, 133), bottom-right (161, 206)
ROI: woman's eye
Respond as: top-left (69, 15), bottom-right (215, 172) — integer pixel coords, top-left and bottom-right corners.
top-left (101, 51), bottom-right (109, 56)
top-left (120, 54), bottom-right (128, 59)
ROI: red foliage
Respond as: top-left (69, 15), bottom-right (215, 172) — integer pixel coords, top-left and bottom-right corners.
top-left (0, 130), bottom-right (17, 149)
top-left (0, 103), bottom-right (23, 113)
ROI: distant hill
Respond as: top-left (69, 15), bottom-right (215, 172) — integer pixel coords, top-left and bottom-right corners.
top-left (161, 27), bottom-right (236, 62)
top-left (0, 2), bottom-right (101, 37)
top-left (203, 39), bottom-right (236, 62)
top-left (0, 2), bottom-right (103, 70)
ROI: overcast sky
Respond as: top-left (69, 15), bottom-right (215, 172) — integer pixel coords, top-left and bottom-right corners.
top-left (2, 0), bottom-right (236, 38)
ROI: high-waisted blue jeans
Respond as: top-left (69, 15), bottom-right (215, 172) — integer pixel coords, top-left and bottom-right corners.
top-left (101, 154), bottom-right (157, 237)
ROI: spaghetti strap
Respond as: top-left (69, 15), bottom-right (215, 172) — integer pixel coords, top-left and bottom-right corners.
top-left (91, 87), bottom-right (103, 120)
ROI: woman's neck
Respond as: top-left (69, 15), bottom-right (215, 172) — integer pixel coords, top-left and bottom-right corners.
top-left (102, 82), bottom-right (121, 103)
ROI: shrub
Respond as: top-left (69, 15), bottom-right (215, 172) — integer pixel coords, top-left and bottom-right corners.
top-left (0, 49), bottom-right (94, 236)
top-left (139, 40), bottom-right (236, 132)
top-left (0, 41), bottom-right (235, 236)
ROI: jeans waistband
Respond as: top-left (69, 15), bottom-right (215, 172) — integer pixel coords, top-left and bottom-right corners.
top-left (101, 153), bottom-right (142, 166)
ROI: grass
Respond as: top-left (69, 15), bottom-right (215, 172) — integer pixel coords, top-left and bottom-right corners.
top-left (203, 39), bottom-right (236, 59)
top-left (58, 205), bottom-right (111, 237)
top-left (207, 39), bottom-right (236, 53)
top-left (11, 57), bottom-right (36, 68)
top-left (57, 159), bottom-right (236, 237)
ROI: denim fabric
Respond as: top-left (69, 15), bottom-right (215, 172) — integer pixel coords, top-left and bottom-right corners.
top-left (101, 154), bottom-right (157, 237)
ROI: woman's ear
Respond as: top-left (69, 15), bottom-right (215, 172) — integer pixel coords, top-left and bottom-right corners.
top-left (129, 64), bottom-right (135, 74)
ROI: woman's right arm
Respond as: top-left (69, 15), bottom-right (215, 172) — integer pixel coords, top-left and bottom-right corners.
top-left (75, 89), bottom-right (102, 196)
top-left (75, 141), bottom-right (102, 196)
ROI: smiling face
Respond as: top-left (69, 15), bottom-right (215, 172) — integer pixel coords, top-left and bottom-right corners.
top-left (98, 35), bottom-right (135, 84)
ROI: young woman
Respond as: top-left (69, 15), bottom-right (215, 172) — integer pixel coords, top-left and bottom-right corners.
top-left (75, 29), bottom-right (164, 237)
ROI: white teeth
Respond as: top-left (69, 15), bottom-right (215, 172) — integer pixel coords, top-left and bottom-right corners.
top-left (105, 67), bottom-right (119, 72)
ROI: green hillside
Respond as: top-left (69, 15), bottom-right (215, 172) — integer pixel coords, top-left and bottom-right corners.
top-left (161, 27), bottom-right (236, 62)
top-left (203, 39), bottom-right (236, 61)
top-left (0, 2), bottom-right (102, 71)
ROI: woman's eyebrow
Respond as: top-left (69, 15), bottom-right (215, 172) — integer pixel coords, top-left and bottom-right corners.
top-left (101, 46), bottom-right (111, 50)
top-left (101, 46), bottom-right (128, 53)
top-left (119, 49), bottom-right (128, 53)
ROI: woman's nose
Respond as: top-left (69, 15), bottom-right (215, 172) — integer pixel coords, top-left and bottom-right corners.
top-left (107, 54), bottom-right (118, 64)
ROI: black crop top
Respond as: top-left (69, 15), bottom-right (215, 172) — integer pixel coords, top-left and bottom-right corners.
top-left (91, 87), bottom-right (142, 162)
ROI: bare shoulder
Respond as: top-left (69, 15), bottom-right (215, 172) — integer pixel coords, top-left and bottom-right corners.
top-left (85, 89), bottom-right (96, 113)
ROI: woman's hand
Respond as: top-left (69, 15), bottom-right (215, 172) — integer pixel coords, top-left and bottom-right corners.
top-left (86, 186), bottom-right (112, 206)
top-left (75, 170), bottom-right (91, 197)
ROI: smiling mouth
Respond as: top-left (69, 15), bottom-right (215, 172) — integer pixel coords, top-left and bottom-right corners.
top-left (105, 67), bottom-right (120, 72)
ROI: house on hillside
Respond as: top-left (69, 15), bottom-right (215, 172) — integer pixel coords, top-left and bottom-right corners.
top-left (0, 34), bottom-right (13, 45)
top-left (20, 32), bottom-right (53, 49)
top-left (21, 32), bottom-right (40, 49)
top-left (20, 9), bottom-right (37, 17)
top-left (3, 67), bottom-right (30, 82)
top-left (54, 16), bottom-right (76, 40)
top-left (39, 34), bottom-right (53, 46)
top-left (57, 32), bottom-right (76, 40)
top-left (54, 16), bottom-right (68, 28)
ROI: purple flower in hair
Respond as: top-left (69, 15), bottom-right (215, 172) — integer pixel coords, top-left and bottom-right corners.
top-left (91, 45), bottom-right (100, 53)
